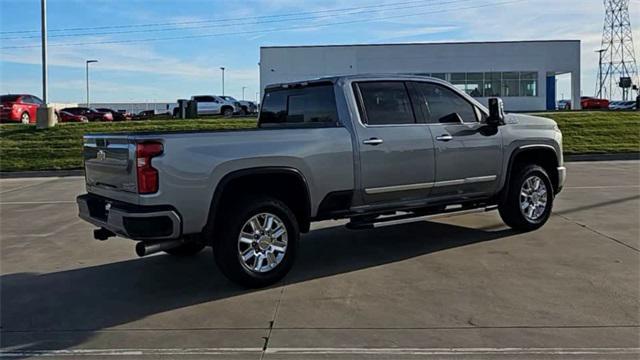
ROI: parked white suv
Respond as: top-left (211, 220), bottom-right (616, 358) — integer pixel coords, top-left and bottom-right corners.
top-left (191, 95), bottom-right (240, 117)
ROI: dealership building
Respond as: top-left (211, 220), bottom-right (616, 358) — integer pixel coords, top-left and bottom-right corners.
top-left (260, 40), bottom-right (581, 111)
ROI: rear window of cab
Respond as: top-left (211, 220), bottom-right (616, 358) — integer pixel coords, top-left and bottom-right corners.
top-left (259, 83), bottom-right (339, 128)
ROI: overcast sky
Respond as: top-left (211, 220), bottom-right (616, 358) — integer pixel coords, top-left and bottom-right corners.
top-left (1, 0), bottom-right (638, 103)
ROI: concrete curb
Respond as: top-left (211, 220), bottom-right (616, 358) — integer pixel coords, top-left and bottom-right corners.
top-left (0, 153), bottom-right (638, 178)
top-left (564, 153), bottom-right (640, 162)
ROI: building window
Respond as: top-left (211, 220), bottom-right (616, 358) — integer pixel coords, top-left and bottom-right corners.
top-left (501, 72), bottom-right (520, 97)
top-left (520, 72), bottom-right (538, 96)
top-left (410, 71), bottom-right (538, 97)
top-left (484, 72), bottom-right (502, 97)
top-left (466, 72), bottom-right (484, 97)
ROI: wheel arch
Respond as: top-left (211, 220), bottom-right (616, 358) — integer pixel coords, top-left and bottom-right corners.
top-left (204, 167), bottom-right (312, 240)
top-left (502, 144), bottom-right (560, 197)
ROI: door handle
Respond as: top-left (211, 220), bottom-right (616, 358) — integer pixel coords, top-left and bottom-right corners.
top-left (435, 134), bottom-right (453, 141)
top-left (362, 138), bottom-right (384, 146)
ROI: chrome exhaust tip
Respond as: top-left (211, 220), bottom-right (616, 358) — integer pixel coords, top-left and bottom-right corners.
top-left (135, 239), bottom-right (183, 257)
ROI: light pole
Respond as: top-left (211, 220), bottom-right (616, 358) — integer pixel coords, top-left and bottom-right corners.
top-left (86, 59), bottom-right (98, 107)
top-left (242, 86), bottom-right (247, 100)
top-left (220, 67), bottom-right (225, 96)
top-left (36, 0), bottom-right (54, 129)
top-left (595, 49), bottom-right (606, 97)
top-left (40, 0), bottom-right (48, 104)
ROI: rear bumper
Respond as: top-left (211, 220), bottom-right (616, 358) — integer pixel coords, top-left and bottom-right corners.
top-left (77, 193), bottom-right (182, 240)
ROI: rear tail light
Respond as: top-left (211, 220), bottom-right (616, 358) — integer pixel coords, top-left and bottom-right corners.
top-left (136, 142), bottom-right (163, 194)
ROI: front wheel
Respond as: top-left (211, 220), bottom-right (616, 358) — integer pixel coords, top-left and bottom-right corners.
top-left (212, 196), bottom-right (299, 288)
top-left (222, 107), bottom-right (234, 118)
top-left (499, 164), bottom-right (554, 231)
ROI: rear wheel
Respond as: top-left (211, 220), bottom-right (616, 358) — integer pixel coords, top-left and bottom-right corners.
top-left (499, 164), bottom-right (554, 231)
top-left (212, 196), bottom-right (299, 288)
top-left (20, 112), bottom-right (30, 124)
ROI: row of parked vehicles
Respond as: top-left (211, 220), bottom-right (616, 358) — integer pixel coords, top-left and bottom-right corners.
top-left (557, 96), bottom-right (638, 110)
top-left (173, 95), bottom-right (258, 118)
top-left (0, 94), bottom-right (130, 124)
top-left (0, 93), bottom-right (259, 124)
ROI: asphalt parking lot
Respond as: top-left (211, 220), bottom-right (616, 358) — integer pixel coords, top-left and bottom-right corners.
top-left (1, 161), bottom-right (639, 359)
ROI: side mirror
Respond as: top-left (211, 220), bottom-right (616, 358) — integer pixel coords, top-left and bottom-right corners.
top-left (439, 112), bottom-right (464, 124)
top-left (487, 97), bottom-right (505, 126)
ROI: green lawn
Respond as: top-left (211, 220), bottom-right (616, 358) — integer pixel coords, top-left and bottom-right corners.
top-left (0, 112), bottom-right (638, 172)
top-left (533, 111), bottom-right (640, 154)
top-left (0, 118), bottom-right (257, 172)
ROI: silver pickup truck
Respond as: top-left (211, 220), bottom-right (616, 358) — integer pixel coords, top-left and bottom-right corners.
top-left (77, 74), bottom-right (565, 287)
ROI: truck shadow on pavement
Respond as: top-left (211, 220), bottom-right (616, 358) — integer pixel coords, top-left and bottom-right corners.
top-left (1, 219), bottom-right (516, 355)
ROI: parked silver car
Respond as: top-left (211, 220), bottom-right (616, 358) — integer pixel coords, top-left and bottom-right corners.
top-left (191, 95), bottom-right (240, 117)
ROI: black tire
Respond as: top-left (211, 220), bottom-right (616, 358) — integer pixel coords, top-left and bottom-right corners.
top-left (222, 107), bottom-right (234, 118)
top-left (212, 196), bottom-right (299, 288)
top-left (499, 164), bottom-right (554, 231)
top-left (164, 242), bottom-right (205, 256)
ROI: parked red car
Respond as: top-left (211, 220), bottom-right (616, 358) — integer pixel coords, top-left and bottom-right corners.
top-left (581, 96), bottom-right (609, 109)
top-left (58, 110), bottom-right (89, 123)
top-left (0, 94), bottom-right (43, 124)
top-left (60, 107), bottom-right (113, 122)
top-left (96, 108), bottom-right (129, 121)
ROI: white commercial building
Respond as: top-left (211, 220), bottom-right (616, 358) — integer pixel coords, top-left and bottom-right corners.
top-left (260, 40), bottom-right (581, 111)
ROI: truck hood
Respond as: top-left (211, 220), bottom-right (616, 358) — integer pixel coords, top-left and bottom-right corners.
top-left (505, 113), bottom-right (558, 129)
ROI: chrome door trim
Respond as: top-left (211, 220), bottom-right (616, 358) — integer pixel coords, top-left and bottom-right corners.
top-left (433, 179), bottom-right (465, 187)
top-left (466, 175), bottom-right (497, 183)
top-left (365, 182), bottom-right (434, 195)
top-left (365, 175), bottom-right (498, 194)
top-left (433, 175), bottom-right (497, 188)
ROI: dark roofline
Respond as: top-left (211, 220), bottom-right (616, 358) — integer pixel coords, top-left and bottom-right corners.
top-left (261, 39), bottom-right (581, 49)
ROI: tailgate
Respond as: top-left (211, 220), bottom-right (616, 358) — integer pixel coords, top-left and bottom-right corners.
top-left (83, 135), bottom-right (138, 194)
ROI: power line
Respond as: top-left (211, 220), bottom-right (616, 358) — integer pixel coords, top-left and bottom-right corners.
top-left (0, 0), bottom-right (475, 40)
top-left (0, 0), bottom-right (432, 34)
top-left (0, 0), bottom-right (524, 50)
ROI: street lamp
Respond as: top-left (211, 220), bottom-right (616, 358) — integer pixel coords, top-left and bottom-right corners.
top-left (242, 86), bottom-right (247, 100)
top-left (86, 59), bottom-right (98, 107)
top-left (220, 67), bottom-right (225, 96)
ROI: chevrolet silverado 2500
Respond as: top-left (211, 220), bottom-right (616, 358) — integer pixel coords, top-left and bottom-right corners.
top-left (77, 74), bottom-right (566, 287)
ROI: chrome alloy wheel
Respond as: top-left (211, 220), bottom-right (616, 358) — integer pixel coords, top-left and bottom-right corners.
top-left (520, 175), bottom-right (548, 221)
top-left (237, 213), bottom-right (288, 273)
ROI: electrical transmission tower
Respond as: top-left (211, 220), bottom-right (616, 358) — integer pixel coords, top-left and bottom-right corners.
top-left (596, 0), bottom-right (639, 100)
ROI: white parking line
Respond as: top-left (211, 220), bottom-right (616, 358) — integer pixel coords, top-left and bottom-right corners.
top-left (565, 185), bottom-right (640, 189)
top-left (266, 347), bottom-right (640, 355)
top-left (1, 347), bottom-right (638, 357)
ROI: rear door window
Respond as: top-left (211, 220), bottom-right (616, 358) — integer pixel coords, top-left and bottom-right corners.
top-left (355, 81), bottom-right (416, 125)
top-left (259, 83), bottom-right (338, 127)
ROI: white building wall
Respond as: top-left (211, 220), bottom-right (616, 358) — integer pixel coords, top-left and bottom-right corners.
top-left (260, 40), bottom-right (581, 111)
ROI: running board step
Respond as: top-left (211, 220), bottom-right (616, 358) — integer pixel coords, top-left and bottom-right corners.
top-left (346, 204), bottom-right (498, 230)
